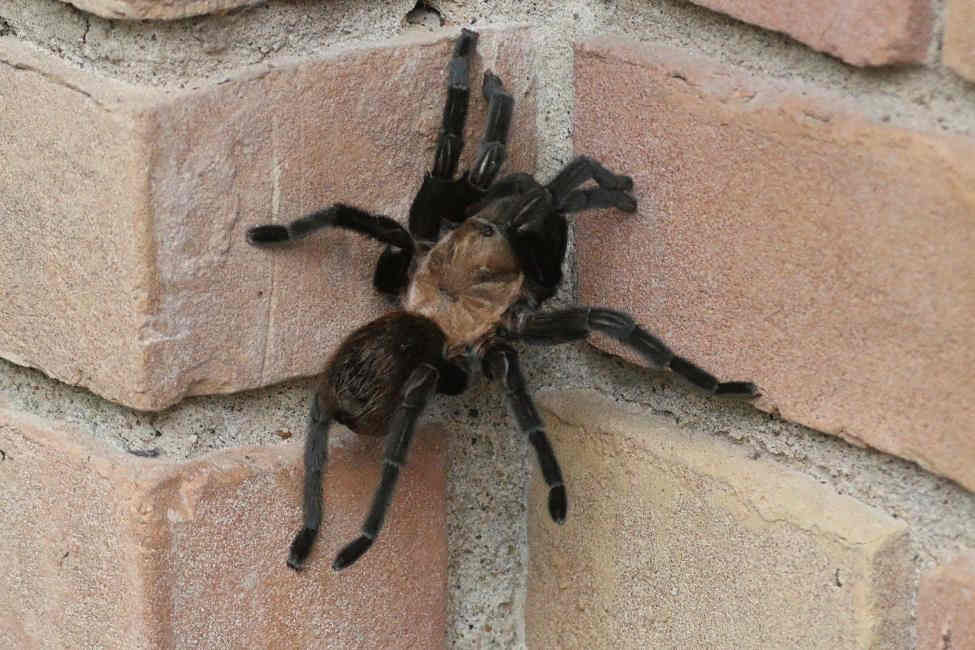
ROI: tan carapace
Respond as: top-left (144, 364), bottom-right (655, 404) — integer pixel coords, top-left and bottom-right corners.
top-left (405, 216), bottom-right (523, 354)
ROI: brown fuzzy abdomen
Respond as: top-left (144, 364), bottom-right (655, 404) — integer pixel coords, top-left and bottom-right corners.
top-left (406, 220), bottom-right (523, 351)
top-left (318, 312), bottom-right (447, 436)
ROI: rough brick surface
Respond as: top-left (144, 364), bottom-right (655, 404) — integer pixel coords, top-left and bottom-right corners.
top-left (60, 0), bottom-right (258, 20)
top-left (0, 41), bottom-right (163, 410)
top-left (918, 553), bottom-right (975, 650)
top-left (527, 390), bottom-right (913, 649)
top-left (0, 29), bottom-right (536, 410)
top-left (686, 0), bottom-right (932, 66)
top-left (945, 0), bottom-right (975, 82)
top-left (573, 38), bottom-right (975, 492)
top-left (0, 407), bottom-right (447, 648)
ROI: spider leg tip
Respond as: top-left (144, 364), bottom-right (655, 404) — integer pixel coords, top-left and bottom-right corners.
top-left (333, 535), bottom-right (373, 571)
top-left (287, 526), bottom-right (317, 570)
top-left (617, 194), bottom-right (638, 213)
top-left (548, 485), bottom-right (568, 524)
top-left (715, 381), bottom-right (762, 399)
top-left (246, 224), bottom-right (290, 247)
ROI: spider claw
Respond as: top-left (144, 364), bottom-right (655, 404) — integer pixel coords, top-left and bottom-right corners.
top-left (614, 175), bottom-right (634, 192)
top-left (287, 527), bottom-right (317, 571)
top-left (548, 485), bottom-right (567, 524)
top-left (333, 535), bottom-right (373, 571)
top-left (247, 224), bottom-right (291, 246)
top-left (615, 192), bottom-right (638, 213)
top-left (715, 381), bottom-right (761, 398)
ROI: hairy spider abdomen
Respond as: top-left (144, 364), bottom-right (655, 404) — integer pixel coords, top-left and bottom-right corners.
top-left (406, 216), bottom-right (523, 351)
top-left (318, 312), bottom-right (447, 437)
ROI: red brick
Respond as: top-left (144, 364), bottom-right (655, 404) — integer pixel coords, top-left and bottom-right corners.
top-left (573, 38), bottom-right (975, 491)
top-left (0, 29), bottom-right (536, 410)
top-left (59, 0), bottom-right (258, 20)
top-left (687, 0), bottom-right (933, 66)
top-left (945, 0), bottom-right (975, 82)
top-left (918, 553), bottom-right (975, 650)
top-left (0, 407), bottom-right (447, 648)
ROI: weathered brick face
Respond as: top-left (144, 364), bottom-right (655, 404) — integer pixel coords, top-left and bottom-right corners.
top-left (918, 553), bottom-right (975, 650)
top-left (685, 0), bottom-right (933, 65)
top-left (945, 0), bottom-right (975, 82)
top-left (0, 407), bottom-right (448, 648)
top-left (573, 37), bottom-right (975, 493)
top-left (528, 391), bottom-right (913, 648)
top-left (61, 0), bottom-right (260, 20)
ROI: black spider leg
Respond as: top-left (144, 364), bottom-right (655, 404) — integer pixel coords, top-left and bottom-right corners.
top-left (371, 29), bottom-right (480, 296)
top-left (287, 395), bottom-right (332, 570)
top-left (483, 341), bottom-right (567, 523)
top-left (546, 156), bottom-right (637, 213)
top-left (512, 308), bottom-right (760, 397)
top-left (245, 203), bottom-right (415, 296)
top-left (407, 28), bottom-right (479, 244)
top-left (333, 363), bottom-right (440, 570)
top-left (559, 187), bottom-right (637, 214)
top-left (502, 187), bottom-right (568, 304)
top-left (467, 71), bottom-right (514, 191)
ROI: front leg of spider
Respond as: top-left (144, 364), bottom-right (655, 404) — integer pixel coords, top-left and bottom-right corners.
top-left (407, 29), bottom-right (514, 240)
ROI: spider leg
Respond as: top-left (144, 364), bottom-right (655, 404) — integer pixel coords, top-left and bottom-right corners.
top-left (546, 156), bottom-right (635, 208)
top-left (434, 29), bottom-right (478, 181)
top-left (332, 363), bottom-right (440, 570)
top-left (559, 187), bottom-right (637, 214)
top-left (483, 341), bottom-right (567, 523)
top-left (501, 189), bottom-right (567, 302)
top-left (408, 29), bottom-right (479, 243)
top-left (468, 71), bottom-right (514, 191)
top-left (246, 204), bottom-right (414, 296)
top-left (246, 204), bottom-right (412, 250)
top-left (287, 395), bottom-right (332, 570)
top-left (511, 307), bottom-right (760, 397)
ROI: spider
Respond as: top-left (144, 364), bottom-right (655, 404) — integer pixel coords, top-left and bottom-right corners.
top-left (246, 29), bottom-right (759, 571)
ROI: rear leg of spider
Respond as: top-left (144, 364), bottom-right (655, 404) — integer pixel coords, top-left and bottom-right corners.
top-left (483, 341), bottom-right (567, 523)
top-left (287, 395), bottom-right (332, 571)
top-left (511, 307), bottom-right (760, 397)
top-left (333, 363), bottom-right (441, 570)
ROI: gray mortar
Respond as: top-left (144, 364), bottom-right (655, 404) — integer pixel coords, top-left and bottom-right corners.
top-left (2, 0), bottom-right (975, 648)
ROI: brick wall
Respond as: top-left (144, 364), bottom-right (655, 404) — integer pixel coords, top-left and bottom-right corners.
top-left (1, 0), bottom-right (973, 648)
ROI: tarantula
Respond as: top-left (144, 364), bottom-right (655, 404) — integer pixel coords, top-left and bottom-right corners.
top-left (247, 29), bottom-right (758, 571)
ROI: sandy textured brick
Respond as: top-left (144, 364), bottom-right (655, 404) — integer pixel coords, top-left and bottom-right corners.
top-left (945, 0), bottom-right (975, 82)
top-left (0, 407), bottom-right (447, 648)
top-left (918, 553), bottom-right (975, 650)
top-left (573, 37), bottom-right (975, 492)
top-left (527, 390), bottom-right (912, 649)
top-left (0, 29), bottom-right (536, 410)
top-left (685, 0), bottom-right (932, 65)
top-left (59, 0), bottom-right (259, 20)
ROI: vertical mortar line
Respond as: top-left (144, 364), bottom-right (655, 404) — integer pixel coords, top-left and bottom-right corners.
top-left (929, 0), bottom-right (947, 63)
top-left (511, 19), bottom-right (583, 649)
top-left (533, 26), bottom-right (579, 308)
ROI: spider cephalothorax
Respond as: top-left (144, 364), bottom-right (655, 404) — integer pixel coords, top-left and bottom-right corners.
top-left (247, 29), bottom-right (759, 571)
